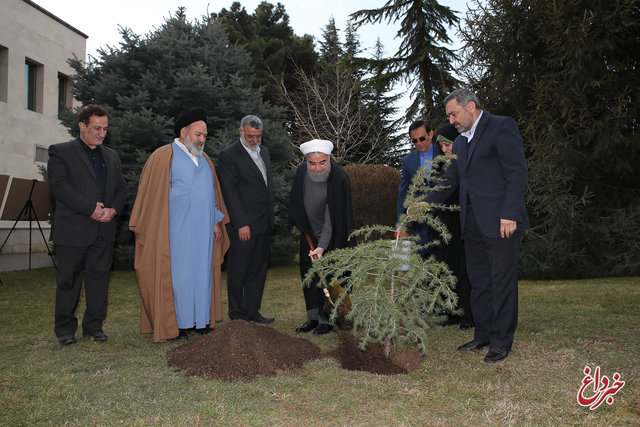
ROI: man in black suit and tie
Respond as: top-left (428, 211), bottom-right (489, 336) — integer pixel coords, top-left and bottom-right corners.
top-left (426, 89), bottom-right (530, 363)
top-left (217, 115), bottom-right (275, 324)
top-left (48, 104), bottom-right (126, 345)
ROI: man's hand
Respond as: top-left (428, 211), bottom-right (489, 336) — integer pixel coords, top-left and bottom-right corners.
top-left (238, 225), bottom-right (251, 241)
top-left (90, 202), bottom-right (105, 221)
top-left (500, 219), bottom-right (517, 238)
top-left (98, 207), bottom-right (117, 223)
top-left (214, 223), bottom-right (222, 242)
top-left (309, 247), bottom-right (324, 261)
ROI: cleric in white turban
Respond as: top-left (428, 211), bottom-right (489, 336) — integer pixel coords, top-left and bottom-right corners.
top-left (300, 139), bottom-right (334, 156)
top-left (287, 138), bottom-right (355, 335)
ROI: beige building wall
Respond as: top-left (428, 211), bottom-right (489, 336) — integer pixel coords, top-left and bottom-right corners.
top-left (0, 0), bottom-right (87, 255)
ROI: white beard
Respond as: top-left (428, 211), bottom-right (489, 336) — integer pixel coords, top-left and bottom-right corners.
top-left (184, 134), bottom-right (204, 157)
top-left (307, 162), bottom-right (331, 183)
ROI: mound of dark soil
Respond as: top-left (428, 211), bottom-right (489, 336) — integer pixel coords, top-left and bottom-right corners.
top-left (167, 320), bottom-right (424, 380)
top-left (167, 320), bottom-right (323, 380)
top-left (328, 331), bottom-right (423, 375)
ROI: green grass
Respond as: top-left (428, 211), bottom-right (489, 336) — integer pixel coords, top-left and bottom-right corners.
top-left (0, 266), bottom-right (638, 425)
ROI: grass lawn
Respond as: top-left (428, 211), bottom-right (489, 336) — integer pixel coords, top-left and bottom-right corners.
top-left (0, 265), bottom-right (638, 425)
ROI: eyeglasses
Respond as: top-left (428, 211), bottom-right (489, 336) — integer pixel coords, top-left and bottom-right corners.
top-left (411, 136), bottom-right (428, 144)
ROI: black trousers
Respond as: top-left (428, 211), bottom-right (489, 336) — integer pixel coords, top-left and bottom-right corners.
top-left (298, 236), bottom-right (326, 316)
top-left (463, 204), bottom-right (520, 351)
top-left (54, 238), bottom-right (113, 338)
top-left (225, 229), bottom-right (270, 320)
top-left (453, 244), bottom-right (473, 325)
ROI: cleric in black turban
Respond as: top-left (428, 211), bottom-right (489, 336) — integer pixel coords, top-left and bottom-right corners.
top-left (173, 107), bottom-right (207, 137)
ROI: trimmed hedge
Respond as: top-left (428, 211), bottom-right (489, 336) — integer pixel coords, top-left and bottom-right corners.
top-left (344, 164), bottom-right (400, 230)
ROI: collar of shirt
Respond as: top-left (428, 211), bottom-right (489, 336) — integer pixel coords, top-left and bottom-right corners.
top-left (80, 140), bottom-right (101, 155)
top-left (240, 138), bottom-right (261, 159)
top-left (418, 143), bottom-right (434, 168)
top-left (461, 109), bottom-right (484, 142)
top-left (174, 138), bottom-right (199, 166)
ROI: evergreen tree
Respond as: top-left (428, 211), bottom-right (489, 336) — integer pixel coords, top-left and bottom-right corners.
top-left (350, 0), bottom-right (460, 123)
top-left (343, 21), bottom-right (361, 60)
top-left (318, 17), bottom-right (342, 63)
top-left (460, 0), bottom-right (640, 278)
top-left (278, 18), bottom-right (402, 165)
top-left (213, 1), bottom-right (318, 106)
top-left (62, 8), bottom-right (296, 267)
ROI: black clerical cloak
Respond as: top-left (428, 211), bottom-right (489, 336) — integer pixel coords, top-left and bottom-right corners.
top-left (288, 160), bottom-right (355, 251)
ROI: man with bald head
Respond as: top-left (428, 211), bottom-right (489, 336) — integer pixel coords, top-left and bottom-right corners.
top-left (130, 107), bottom-right (230, 342)
top-left (288, 139), bottom-right (355, 335)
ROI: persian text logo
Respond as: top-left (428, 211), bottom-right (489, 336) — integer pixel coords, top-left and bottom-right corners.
top-left (577, 365), bottom-right (625, 410)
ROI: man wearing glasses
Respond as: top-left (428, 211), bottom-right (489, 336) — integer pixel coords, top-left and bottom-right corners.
top-left (396, 120), bottom-right (442, 258)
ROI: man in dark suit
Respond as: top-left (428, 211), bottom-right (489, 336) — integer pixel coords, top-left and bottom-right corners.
top-left (217, 115), bottom-right (275, 324)
top-left (48, 104), bottom-right (126, 345)
top-left (426, 89), bottom-right (530, 363)
top-left (397, 120), bottom-right (442, 258)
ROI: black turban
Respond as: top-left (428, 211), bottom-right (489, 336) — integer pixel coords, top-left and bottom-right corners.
top-left (174, 107), bottom-right (207, 137)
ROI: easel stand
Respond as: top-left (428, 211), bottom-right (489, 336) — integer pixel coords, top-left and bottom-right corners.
top-left (0, 179), bottom-right (56, 270)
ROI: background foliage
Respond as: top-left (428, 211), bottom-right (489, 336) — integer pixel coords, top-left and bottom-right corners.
top-left (57, 0), bottom-right (639, 278)
top-left (460, 0), bottom-right (640, 278)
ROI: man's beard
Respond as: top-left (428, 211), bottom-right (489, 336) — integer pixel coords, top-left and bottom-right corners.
top-left (184, 134), bottom-right (204, 157)
top-left (240, 133), bottom-right (260, 151)
top-left (307, 162), bottom-right (331, 183)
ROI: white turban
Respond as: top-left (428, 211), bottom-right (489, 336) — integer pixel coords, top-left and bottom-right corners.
top-left (300, 139), bottom-right (334, 155)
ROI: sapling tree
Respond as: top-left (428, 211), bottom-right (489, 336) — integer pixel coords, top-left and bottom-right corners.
top-left (304, 155), bottom-right (460, 356)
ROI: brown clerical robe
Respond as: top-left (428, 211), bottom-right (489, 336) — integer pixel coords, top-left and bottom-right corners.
top-left (129, 143), bottom-right (230, 342)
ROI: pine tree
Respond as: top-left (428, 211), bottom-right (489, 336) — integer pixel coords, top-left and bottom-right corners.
top-left (213, 1), bottom-right (318, 106)
top-left (460, 0), bottom-right (640, 278)
top-left (350, 0), bottom-right (460, 123)
top-left (278, 18), bottom-right (402, 165)
top-left (318, 17), bottom-right (342, 64)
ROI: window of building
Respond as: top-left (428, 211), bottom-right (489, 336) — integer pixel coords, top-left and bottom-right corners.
top-left (57, 73), bottom-right (72, 117)
top-left (0, 46), bottom-right (7, 103)
top-left (24, 59), bottom-right (43, 112)
top-left (35, 146), bottom-right (49, 163)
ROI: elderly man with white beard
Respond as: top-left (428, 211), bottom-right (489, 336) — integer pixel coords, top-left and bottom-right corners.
top-left (129, 107), bottom-right (230, 342)
top-left (288, 139), bottom-right (355, 335)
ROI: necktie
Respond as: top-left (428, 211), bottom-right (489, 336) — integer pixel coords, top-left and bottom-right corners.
top-left (463, 136), bottom-right (470, 158)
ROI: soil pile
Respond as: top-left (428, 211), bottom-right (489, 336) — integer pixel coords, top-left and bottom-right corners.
top-left (167, 320), bottom-right (424, 380)
top-left (328, 331), bottom-right (423, 375)
top-left (167, 320), bottom-right (323, 380)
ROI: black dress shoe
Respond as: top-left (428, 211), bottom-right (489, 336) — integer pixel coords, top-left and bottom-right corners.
top-left (459, 322), bottom-right (474, 331)
top-left (484, 348), bottom-right (509, 363)
top-left (58, 335), bottom-right (76, 346)
top-left (83, 330), bottom-right (108, 342)
top-left (171, 329), bottom-right (189, 340)
top-left (312, 324), bottom-right (333, 335)
top-left (295, 320), bottom-right (318, 333)
top-left (195, 326), bottom-right (215, 335)
top-left (457, 340), bottom-right (489, 351)
top-left (248, 313), bottom-right (275, 324)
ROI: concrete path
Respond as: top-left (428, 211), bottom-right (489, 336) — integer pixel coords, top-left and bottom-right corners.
top-left (0, 251), bottom-right (55, 272)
